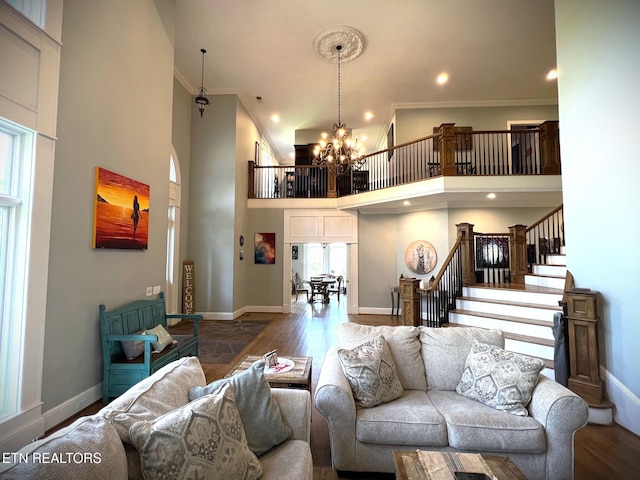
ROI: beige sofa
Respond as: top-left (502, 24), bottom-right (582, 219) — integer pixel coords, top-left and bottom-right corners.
top-left (314, 323), bottom-right (588, 480)
top-left (1, 357), bottom-right (312, 480)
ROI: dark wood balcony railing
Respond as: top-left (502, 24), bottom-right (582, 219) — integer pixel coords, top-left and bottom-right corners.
top-left (248, 121), bottom-right (560, 199)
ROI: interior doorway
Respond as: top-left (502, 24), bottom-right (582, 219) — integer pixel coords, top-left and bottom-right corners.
top-left (291, 242), bottom-right (348, 303)
top-left (507, 120), bottom-right (544, 174)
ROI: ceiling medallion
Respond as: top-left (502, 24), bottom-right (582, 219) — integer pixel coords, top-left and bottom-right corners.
top-left (313, 25), bottom-right (366, 64)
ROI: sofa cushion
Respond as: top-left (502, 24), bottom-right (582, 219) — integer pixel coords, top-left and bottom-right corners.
top-left (259, 439), bottom-right (313, 480)
top-left (419, 327), bottom-right (504, 390)
top-left (336, 323), bottom-right (426, 390)
top-left (98, 356), bottom-right (206, 443)
top-left (130, 383), bottom-right (263, 480)
top-left (0, 415), bottom-right (127, 480)
top-left (428, 390), bottom-right (545, 453)
top-left (355, 390), bottom-right (448, 447)
top-left (338, 335), bottom-right (403, 408)
top-left (189, 360), bottom-right (292, 456)
top-left (456, 340), bottom-right (545, 416)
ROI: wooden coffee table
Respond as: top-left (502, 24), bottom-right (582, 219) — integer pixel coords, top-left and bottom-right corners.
top-left (393, 450), bottom-right (527, 480)
top-left (225, 354), bottom-right (312, 392)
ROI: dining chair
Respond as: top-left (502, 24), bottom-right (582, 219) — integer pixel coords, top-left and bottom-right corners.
top-left (293, 273), bottom-right (309, 302)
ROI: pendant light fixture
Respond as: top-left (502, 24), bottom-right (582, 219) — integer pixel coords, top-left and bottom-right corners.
top-left (312, 26), bottom-right (367, 176)
top-left (194, 48), bottom-right (210, 117)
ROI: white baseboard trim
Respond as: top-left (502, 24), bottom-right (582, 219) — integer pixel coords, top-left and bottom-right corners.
top-left (601, 365), bottom-right (640, 436)
top-left (0, 404), bottom-right (45, 453)
top-left (199, 305), bottom-right (283, 321)
top-left (42, 384), bottom-right (102, 433)
top-left (359, 306), bottom-right (398, 315)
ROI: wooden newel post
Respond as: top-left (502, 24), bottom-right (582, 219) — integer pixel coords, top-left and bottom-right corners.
top-left (539, 120), bottom-right (561, 175)
top-left (457, 223), bottom-right (476, 286)
top-left (438, 123), bottom-right (457, 176)
top-left (400, 278), bottom-right (421, 326)
top-left (327, 169), bottom-right (337, 198)
top-left (247, 161), bottom-right (256, 199)
top-left (509, 224), bottom-right (528, 284)
top-left (566, 288), bottom-right (604, 405)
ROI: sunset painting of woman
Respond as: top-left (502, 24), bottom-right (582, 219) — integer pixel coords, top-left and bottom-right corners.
top-left (93, 167), bottom-right (150, 250)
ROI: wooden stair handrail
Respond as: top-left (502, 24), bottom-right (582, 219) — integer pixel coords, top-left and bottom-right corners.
top-left (526, 204), bottom-right (563, 233)
top-left (425, 235), bottom-right (463, 293)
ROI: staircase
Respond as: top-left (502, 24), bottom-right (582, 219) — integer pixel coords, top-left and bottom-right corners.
top-left (449, 252), bottom-right (567, 380)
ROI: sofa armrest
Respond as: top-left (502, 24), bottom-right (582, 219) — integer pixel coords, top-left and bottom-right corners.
top-left (271, 388), bottom-right (311, 443)
top-left (313, 347), bottom-right (357, 471)
top-left (528, 375), bottom-right (589, 479)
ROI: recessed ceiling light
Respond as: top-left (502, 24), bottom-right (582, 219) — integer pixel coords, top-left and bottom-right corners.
top-left (364, 111), bottom-right (374, 121)
top-left (487, 193), bottom-right (496, 199)
top-left (271, 114), bottom-right (280, 123)
top-left (437, 72), bottom-right (449, 85)
top-left (403, 200), bottom-right (410, 206)
top-left (546, 69), bottom-right (558, 80)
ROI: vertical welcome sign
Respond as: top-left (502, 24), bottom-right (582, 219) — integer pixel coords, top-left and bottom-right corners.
top-left (182, 261), bottom-right (195, 314)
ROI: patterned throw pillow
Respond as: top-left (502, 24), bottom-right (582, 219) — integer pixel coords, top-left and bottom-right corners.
top-left (338, 335), bottom-right (403, 408)
top-left (129, 382), bottom-right (263, 480)
top-left (143, 324), bottom-right (175, 352)
top-left (456, 340), bottom-right (545, 416)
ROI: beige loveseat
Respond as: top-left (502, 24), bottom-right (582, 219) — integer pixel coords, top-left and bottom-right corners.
top-left (314, 323), bottom-right (588, 480)
top-left (1, 357), bottom-right (312, 480)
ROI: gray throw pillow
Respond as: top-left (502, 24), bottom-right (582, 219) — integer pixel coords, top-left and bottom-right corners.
top-left (189, 360), bottom-right (292, 456)
top-left (456, 340), bottom-right (545, 416)
top-left (120, 330), bottom-right (145, 360)
top-left (338, 335), bottom-right (403, 408)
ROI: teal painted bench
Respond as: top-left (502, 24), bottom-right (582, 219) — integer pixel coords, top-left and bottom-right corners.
top-left (99, 292), bottom-right (202, 404)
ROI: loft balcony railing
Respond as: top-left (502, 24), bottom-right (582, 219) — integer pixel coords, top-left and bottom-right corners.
top-left (248, 121), bottom-right (561, 199)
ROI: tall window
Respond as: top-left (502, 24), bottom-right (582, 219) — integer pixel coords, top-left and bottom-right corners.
top-left (0, 119), bottom-right (35, 420)
top-left (166, 154), bottom-right (181, 314)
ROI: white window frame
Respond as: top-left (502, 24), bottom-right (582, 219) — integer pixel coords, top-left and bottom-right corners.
top-left (166, 152), bottom-right (181, 316)
top-left (0, 120), bottom-right (35, 422)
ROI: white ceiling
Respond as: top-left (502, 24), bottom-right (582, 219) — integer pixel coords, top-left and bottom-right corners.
top-left (174, 0), bottom-right (558, 165)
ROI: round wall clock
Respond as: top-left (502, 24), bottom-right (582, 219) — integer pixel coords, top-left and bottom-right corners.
top-left (404, 240), bottom-right (437, 275)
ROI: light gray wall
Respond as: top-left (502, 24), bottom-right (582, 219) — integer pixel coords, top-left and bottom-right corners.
top-left (43, 0), bottom-right (175, 411)
top-left (172, 78), bottom-right (193, 277)
top-left (234, 99), bottom-right (261, 311)
top-left (358, 214), bottom-right (398, 307)
top-left (556, 0), bottom-right (640, 434)
top-left (188, 94), bottom-right (237, 313)
top-left (245, 209), bottom-right (285, 306)
top-left (395, 105), bottom-right (559, 145)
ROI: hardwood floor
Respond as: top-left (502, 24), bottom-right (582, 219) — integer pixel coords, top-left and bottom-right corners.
top-left (55, 297), bottom-right (640, 479)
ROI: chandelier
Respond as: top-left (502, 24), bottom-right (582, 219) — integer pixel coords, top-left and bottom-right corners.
top-left (194, 48), bottom-right (210, 117)
top-left (313, 26), bottom-right (367, 176)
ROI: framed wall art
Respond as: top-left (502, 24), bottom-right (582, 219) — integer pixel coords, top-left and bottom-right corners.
top-left (254, 232), bottom-right (276, 264)
top-left (93, 167), bottom-right (149, 250)
top-left (404, 240), bottom-right (437, 275)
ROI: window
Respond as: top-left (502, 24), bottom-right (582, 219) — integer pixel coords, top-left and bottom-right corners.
top-left (165, 154), bottom-right (181, 315)
top-left (0, 119), bottom-right (35, 421)
top-left (6, 0), bottom-right (47, 28)
top-left (303, 243), bottom-right (347, 279)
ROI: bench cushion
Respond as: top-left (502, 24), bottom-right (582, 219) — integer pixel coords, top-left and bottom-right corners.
top-left (355, 390), bottom-right (447, 447)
